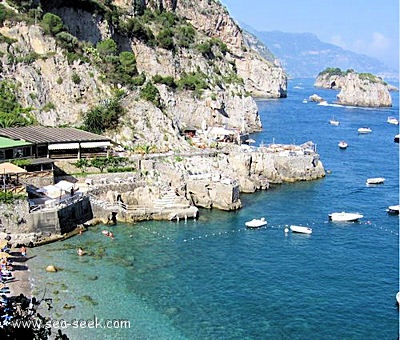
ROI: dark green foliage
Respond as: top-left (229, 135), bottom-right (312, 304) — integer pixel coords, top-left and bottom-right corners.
top-left (318, 67), bottom-right (354, 76)
top-left (41, 13), bottom-right (64, 36)
top-left (0, 33), bottom-right (17, 45)
top-left (119, 51), bottom-right (137, 76)
top-left (152, 74), bottom-right (177, 88)
top-left (156, 28), bottom-right (174, 50)
top-left (11, 158), bottom-right (31, 167)
top-left (74, 158), bottom-right (90, 173)
top-left (140, 82), bottom-right (161, 107)
top-left (196, 38), bottom-right (228, 59)
top-left (90, 156), bottom-right (109, 173)
top-left (122, 18), bottom-right (155, 44)
top-left (176, 25), bottom-right (196, 48)
top-left (177, 71), bottom-right (208, 92)
top-left (96, 38), bottom-right (118, 58)
top-left (0, 191), bottom-right (26, 203)
top-left (131, 73), bottom-right (146, 87)
top-left (71, 72), bottom-right (81, 84)
top-left (0, 294), bottom-right (69, 339)
top-left (55, 32), bottom-right (78, 51)
top-left (82, 97), bottom-right (125, 134)
top-left (7, 0), bottom-right (36, 12)
top-left (359, 72), bottom-right (383, 83)
top-left (0, 81), bottom-right (36, 127)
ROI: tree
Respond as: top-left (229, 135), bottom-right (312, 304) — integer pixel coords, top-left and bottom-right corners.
top-left (74, 159), bottom-right (90, 173)
top-left (90, 157), bottom-right (109, 173)
top-left (96, 38), bottom-right (118, 58)
top-left (41, 13), bottom-right (64, 36)
top-left (119, 51), bottom-right (137, 76)
top-left (0, 293), bottom-right (69, 339)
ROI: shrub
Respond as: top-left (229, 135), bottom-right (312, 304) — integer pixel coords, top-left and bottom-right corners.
top-left (82, 97), bottom-right (125, 134)
top-left (156, 28), bottom-right (174, 50)
top-left (71, 72), bottom-right (81, 84)
top-left (41, 13), bottom-right (64, 36)
top-left (140, 82), bottom-right (161, 107)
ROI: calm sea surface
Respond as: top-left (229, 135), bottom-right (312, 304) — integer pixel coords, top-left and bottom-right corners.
top-left (29, 79), bottom-right (399, 339)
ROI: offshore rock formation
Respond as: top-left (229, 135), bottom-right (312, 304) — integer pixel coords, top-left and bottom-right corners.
top-left (314, 69), bottom-right (394, 107)
top-left (336, 73), bottom-right (392, 107)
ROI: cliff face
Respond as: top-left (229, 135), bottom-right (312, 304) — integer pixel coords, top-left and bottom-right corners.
top-left (0, 0), bottom-right (287, 151)
top-left (315, 71), bottom-right (393, 107)
top-left (336, 73), bottom-right (392, 107)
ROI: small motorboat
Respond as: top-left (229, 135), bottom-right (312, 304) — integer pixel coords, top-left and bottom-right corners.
top-left (302, 99), bottom-right (308, 103)
top-left (338, 141), bottom-right (348, 149)
top-left (387, 205), bottom-right (400, 215)
top-left (366, 177), bottom-right (385, 185)
top-left (396, 292), bottom-right (400, 305)
top-left (289, 225), bottom-right (312, 234)
top-left (329, 212), bottom-right (364, 222)
top-left (358, 127), bottom-right (372, 134)
top-left (245, 217), bottom-right (267, 228)
top-left (394, 134), bottom-right (399, 143)
top-left (329, 119), bottom-right (340, 126)
top-left (387, 116), bottom-right (399, 125)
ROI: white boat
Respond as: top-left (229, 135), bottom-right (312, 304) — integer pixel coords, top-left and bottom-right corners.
top-left (245, 217), bottom-right (267, 228)
top-left (302, 99), bottom-right (308, 103)
top-left (366, 177), bottom-right (385, 185)
top-left (395, 134), bottom-right (399, 143)
top-left (338, 141), bottom-right (348, 149)
top-left (358, 127), bottom-right (372, 134)
top-left (387, 205), bottom-right (400, 215)
top-left (387, 116), bottom-right (399, 125)
top-left (289, 225), bottom-right (312, 234)
top-left (396, 292), bottom-right (400, 305)
top-left (329, 212), bottom-right (364, 222)
top-left (329, 119), bottom-right (340, 126)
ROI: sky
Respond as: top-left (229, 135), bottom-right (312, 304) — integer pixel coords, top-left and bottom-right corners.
top-left (221, 0), bottom-right (399, 71)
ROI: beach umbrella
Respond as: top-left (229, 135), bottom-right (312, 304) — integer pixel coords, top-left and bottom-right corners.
top-left (0, 252), bottom-right (10, 258)
top-left (0, 240), bottom-right (8, 249)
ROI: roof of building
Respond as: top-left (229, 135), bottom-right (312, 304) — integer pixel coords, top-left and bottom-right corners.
top-left (0, 136), bottom-right (32, 149)
top-left (0, 162), bottom-right (27, 174)
top-left (0, 127), bottom-right (110, 144)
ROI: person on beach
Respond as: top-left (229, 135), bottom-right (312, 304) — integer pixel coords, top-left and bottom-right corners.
top-left (20, 246), bottom-right (26, 257)
top-left (77, 247), bottom-right (84, 256)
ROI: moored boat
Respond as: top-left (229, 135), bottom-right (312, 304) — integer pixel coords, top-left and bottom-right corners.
top-left (358, 127), bottom-right (372, 134)
top-left (387, 116), bottom-right (399, 125)
top-left (366, 177), bottom-right (385, 185)
top-left (289, 225), bottom-right (312, 234)
top-left (338, 141), bottom-right (348, 149)
top-left (329, 119), bottom-right (340, 126)
top-left (245, 217), bottom-right (267, 228)
top-left (394, 134), bottom-right (399, 143)
top-left (387, 205), bottom-right (400, 215)
top-left (329, 212), bottom-right (364, 222)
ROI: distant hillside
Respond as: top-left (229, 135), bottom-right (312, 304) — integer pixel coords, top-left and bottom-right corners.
top-left (241, 24), bottom-right (398, 80)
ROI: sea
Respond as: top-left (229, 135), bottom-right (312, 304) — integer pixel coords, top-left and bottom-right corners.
top-left (28, 78), bottom-right (399, 339)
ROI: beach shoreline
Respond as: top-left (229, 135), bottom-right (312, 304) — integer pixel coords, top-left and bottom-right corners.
top-left (2, 248), bottom-right (32, 298)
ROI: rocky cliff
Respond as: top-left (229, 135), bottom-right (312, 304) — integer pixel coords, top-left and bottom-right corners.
top-left (0, 0), bottom-right (287, 151)
top-left (314, 68), bottom-right (395, 107)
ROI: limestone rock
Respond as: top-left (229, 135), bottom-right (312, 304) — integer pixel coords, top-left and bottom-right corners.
top-left (336, 73), bottom-right (392, 107)
top-left (46, 265), bottom-right (58, 272)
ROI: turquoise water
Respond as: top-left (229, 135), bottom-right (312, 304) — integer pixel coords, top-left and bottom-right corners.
top-left (29, 79), bottom-right (399, 339)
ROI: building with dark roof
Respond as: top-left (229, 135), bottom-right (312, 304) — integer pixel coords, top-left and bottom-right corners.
top-left (0, 127), bottom-right (111, 160)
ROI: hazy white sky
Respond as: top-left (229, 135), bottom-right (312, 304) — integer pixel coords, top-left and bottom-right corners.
top-left (221, 0), bottom-right (399, 70)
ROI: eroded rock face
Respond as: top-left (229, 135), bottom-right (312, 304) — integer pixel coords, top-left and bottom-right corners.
top-left (337, 73), bottom-right (392, 107)
top-left (0, 0), bottom-right (287, 151)
top-left (314, 71), bottom-right (393, 107)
